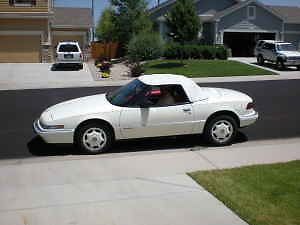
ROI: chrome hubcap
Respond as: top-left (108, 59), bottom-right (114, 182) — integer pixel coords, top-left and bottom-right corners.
top-left (83, 128), bottom-right (107, 151)
top-left (211, 120), bottom-right (233, 143)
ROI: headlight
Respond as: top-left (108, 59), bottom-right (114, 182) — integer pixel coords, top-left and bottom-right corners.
top-left (40, 121), bottom-right (64, 129)
top-left (278, 54), bottom-right (287, 59)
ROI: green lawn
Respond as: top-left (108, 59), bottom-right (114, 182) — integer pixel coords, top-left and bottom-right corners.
top-left (143, 60), bottom-right (276, 77)
top-left (189, 161), bottom-right (300, 225)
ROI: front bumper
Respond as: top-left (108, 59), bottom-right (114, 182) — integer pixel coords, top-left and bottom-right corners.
top-left (239, 111), bottom-right (259, 128)
top-left (284, 59), bottom-right (300, 66)
top-left (33, 119), bottom-right (74, 144)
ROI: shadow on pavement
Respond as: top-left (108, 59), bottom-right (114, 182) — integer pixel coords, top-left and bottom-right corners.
top-left (28, 132), bottom-right (248, 157)
top-left (51, 64), bottom-right (82, 71)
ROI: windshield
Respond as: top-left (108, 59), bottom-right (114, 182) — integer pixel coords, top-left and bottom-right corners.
top-left (106, 79), bottom-right (148, 107)
top-left (58, 44), bottom-right (79, 52)
top-left (277, 44), bottom-right (296, 51)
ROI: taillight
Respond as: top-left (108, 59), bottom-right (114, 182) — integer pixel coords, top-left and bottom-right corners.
top-left (246, 102), bottom-right (254, 110)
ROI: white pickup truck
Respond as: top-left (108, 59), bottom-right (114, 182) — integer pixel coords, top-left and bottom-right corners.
top-left (255, 40), bottom-right (300, 70)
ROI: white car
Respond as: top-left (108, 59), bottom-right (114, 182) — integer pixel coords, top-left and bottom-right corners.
top-left (33, 74), bottom-right (258, 154)
top-left (55, 41), bottom-right (83, 69)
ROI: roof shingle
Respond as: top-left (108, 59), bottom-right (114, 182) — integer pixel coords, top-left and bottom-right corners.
top-left (269, 5), bottom-right (300, 24)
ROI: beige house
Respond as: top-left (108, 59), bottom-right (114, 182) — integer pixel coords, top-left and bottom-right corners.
top-left (0, 0), bottom-right (92, 63)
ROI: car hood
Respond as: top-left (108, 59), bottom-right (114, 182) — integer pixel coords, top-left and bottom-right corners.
top-left (201, 87), bottom-right (252, 102)
top-left (41, 94), bottom-right (115, 121)
top-left (277, 51), bottom-right (300, 57)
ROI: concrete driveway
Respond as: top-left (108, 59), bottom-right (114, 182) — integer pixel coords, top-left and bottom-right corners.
top-left (0, 63), bottom-right (97, 90)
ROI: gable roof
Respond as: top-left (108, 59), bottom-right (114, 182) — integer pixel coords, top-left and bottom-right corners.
top-left (149, 0), bottom-right (241, 14)
top-left (213, 0), bottom-right (284, 21)
top-left (269, 5), bottom-right (300, 24)
top-left (52, 7), bottom-right (93, 28)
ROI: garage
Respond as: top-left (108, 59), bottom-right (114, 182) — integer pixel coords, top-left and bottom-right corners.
top-left (52, 35), bottom-right (84, 50)
top-left (224, 32), bottom-right (276, 57)
top-left (0, 35), bottom-right (41, 63)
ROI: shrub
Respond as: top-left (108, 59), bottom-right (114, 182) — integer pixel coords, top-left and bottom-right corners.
top-left (129, 62), bottom-right (145, 77)
top-left (164, 43), bottom-right (228, 60)
top-left (215, 45), bottom-right (228, 60)
top-left (127, 32), bottom-right (164, 63)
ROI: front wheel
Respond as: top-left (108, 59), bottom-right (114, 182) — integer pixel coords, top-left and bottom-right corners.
top-left (75, 122), bottom-right (113, 154)
top-left (257, 55), bottom-right (264, 66)
top-left (276, 60), bottom-right (285, 70)
top-left (204, 115), bottom-right (238, 146)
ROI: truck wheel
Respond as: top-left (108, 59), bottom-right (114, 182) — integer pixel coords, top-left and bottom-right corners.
top-left (257, 55), bottom-right (264, 66)
top-left (276, 59), bottom-right (285, 71)
top-left (204, 115), bottom-right (238, 146)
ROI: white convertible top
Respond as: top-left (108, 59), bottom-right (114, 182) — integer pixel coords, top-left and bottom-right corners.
top-left (138, 74), bottom-right (205, 102)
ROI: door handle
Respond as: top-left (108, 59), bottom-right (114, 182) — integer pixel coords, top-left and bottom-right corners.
top-left (182, 108), bottom-right (191, 112)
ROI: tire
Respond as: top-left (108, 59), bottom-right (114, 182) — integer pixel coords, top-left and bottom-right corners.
top-left (276, 59), bottom-right (285, 71)
top-left (257, 55), bottom-right (264, 66)
top-left (75, 122), bottom-right (113, 154)
top-left (204, 115), bottom-right (238, 146)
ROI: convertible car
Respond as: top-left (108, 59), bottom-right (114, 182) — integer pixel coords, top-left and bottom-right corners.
top-left (34, 74), bottom-right (258, 154)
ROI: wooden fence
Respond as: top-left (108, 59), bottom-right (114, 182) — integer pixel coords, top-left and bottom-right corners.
top-left (91, 42), bottom-right (119, 60)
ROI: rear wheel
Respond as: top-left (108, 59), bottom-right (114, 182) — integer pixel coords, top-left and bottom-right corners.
top-left (204, 115), bottom-right (238, 146)
top-left (257, 55), bottom-right (264, 66)
top-left (75, 122), bottom-right (113, 154)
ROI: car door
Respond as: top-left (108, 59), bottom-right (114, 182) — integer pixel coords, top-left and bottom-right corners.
top-left (119, 85), bottom-right (195, 139)
top-left (261, 43), bottom-right (271, 60)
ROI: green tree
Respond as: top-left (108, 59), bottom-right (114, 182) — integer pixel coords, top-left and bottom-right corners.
top-left (165, 0), bottom-right (201, 44)
top-left (110, 0), bottom-right (153, 48)
top-left (96, 8), bottom-right (117, 42)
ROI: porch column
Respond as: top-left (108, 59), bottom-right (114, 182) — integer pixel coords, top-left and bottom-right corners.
top-left (214, 20), bottom-right (219, 45)
top-left (281, 22), bottom-right (285, 41)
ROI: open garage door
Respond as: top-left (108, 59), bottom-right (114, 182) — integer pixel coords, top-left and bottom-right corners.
top-left (224, 32), bottom-right (276, 57)
top-left (0, 35), bottom-right (41, 63)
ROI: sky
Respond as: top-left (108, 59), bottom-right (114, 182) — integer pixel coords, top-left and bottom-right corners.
top-left (54, 0), bottom-right (300, 25)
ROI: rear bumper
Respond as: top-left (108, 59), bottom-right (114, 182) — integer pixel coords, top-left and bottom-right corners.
top-left (33, 119), bottom-right (74, 144)
top-left (239, 111), bottom-right (259, 128)
top-left (56, 61), bottom-right (83, 65)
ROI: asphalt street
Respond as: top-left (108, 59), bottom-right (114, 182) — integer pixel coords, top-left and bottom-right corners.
top-left (0, 79), bottom-right (300, 160)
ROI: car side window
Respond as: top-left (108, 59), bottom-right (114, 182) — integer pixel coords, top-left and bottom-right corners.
top-left (148, 85), bottom-right (190, 107)
top-left (262, 43), bottom-right (270, 50)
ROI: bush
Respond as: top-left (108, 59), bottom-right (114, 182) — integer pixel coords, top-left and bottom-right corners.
top-left (127, 32), bottom-right (164, 63)
top-left (129, 62), bottom-right (145, 77)
top-left (164, 43), bottom-right (228, 60)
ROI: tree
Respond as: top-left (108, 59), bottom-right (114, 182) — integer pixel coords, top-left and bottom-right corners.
top-left (96, 8), bottom-right (117, 42)
top-left (110, 0), bottom-right (153, 48)
top-left (165, 0), bottom-right (201, 44)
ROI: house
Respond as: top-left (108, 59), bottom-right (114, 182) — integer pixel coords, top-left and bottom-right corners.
top-left (150, 0), bottom-right (300, 56)
top-left (0, 0), bottom-right (92, 63)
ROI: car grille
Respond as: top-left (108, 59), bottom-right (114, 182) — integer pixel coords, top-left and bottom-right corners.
top-left (287, 56), bottom-right (300, 60)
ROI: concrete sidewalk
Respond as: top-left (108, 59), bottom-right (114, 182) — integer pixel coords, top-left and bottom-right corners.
top-left (0, 61), bottom-right (300, 91)
top-left (0, 138), bottom-right (299, 225)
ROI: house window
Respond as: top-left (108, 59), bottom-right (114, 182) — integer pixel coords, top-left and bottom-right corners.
top-left (247, 6), bottom-right (256, 20)
top-left (9, 0), bottom-right (36, 6)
